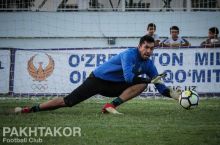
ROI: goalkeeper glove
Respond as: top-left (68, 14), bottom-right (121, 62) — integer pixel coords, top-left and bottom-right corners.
top-left (132, 73), bottom-right (166, 85)
top-left (169, 87), bottom-right (182, 100)
top-left (151, 73), bottom-right (167, 84)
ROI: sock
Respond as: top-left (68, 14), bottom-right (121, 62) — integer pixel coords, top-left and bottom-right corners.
top-left (30, 105), bottom-right (41, 112)
top-left (111, 97), bottom-right (124, 107)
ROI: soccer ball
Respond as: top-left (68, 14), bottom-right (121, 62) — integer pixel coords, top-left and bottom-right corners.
top-left (179, 90), bottom-right (199, 110)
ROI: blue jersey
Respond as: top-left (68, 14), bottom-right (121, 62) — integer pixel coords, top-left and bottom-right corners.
top-left (93, 48), bottom-right (169, 96)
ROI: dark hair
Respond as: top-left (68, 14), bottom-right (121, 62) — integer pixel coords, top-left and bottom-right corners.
top-left (147, 23), bottom-right (156, 30)
top-left (139, 35), bottom-right (155, 46)
top-left (209, 27), bottom-right (219, 36)
top-left (170, 26), bottom-right (179, 32)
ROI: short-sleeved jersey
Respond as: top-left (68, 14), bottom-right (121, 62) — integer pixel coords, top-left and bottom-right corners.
top-left (162, 37), bottom-right (189, 45)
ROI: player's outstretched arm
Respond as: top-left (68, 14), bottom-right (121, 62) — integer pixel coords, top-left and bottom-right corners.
top-left (152, 73), bottom-right (182, 100)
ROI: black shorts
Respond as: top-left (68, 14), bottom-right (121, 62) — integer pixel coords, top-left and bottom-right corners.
top-left (64, 73), bottom-right (134, 107)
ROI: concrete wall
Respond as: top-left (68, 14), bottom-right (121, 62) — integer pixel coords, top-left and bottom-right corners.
top-left (0, 11), bottom-right (219, 48)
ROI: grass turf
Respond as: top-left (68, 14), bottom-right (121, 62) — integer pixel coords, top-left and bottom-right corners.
top-left (0, 98), bottom-right (220, 145)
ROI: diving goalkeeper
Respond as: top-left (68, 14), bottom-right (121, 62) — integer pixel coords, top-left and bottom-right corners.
top-left (16, 35), bottom-right (181, 114)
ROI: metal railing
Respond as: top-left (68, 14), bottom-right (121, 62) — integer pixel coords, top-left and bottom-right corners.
top-left (0, 0), bottom-right (219, 12)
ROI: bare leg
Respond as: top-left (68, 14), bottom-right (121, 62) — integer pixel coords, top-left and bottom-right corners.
top-left (16, 97), bottom-right (68, 113)
top-left (102, 83), bottom-right (147, 114)
top-left (119, 83), bottom-right (147, 102)
top-left (39, 97), bottom-right (67, 111)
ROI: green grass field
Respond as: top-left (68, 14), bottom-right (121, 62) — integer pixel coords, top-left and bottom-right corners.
top-left (0, 98), bottom-right (220, 145)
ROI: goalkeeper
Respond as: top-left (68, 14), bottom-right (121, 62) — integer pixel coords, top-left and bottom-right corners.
top-left (16, 35), bottom-right (181, 114)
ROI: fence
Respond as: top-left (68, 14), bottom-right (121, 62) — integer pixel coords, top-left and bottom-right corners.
top-left (0, 0), bottom-right (220, 12)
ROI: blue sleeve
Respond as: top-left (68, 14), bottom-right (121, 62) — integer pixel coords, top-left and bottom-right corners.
top-left (147, 61), bottom-right (170, 97)
top-left (120, 51), bottom-right (135, 83)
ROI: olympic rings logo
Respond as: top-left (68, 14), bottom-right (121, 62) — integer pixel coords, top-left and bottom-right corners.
top-left (31, 84), bottom-right (48, 91)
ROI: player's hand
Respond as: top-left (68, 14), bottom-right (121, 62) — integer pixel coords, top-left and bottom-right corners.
top-left (151, 73), bottom-right (167, 84)
top-left (169, 87), bottom-right (182, 100)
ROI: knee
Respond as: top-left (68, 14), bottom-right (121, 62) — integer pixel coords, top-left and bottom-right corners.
top-left (140, 83), bottom-right (148, 89)
top-left (136, 83), bottom-right (148, 91)
top-left (63, 97), bottom-right (75, 107)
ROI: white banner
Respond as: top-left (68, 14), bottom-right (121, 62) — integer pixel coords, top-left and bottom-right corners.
top-left (152, 48), bottom-right (220, 94)
top-left (13, 48), bottom-right (220, 95)
top-left (13, 49), bottom-right (123, 94)
top-left (0, 50), bottom-right (10, 93)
